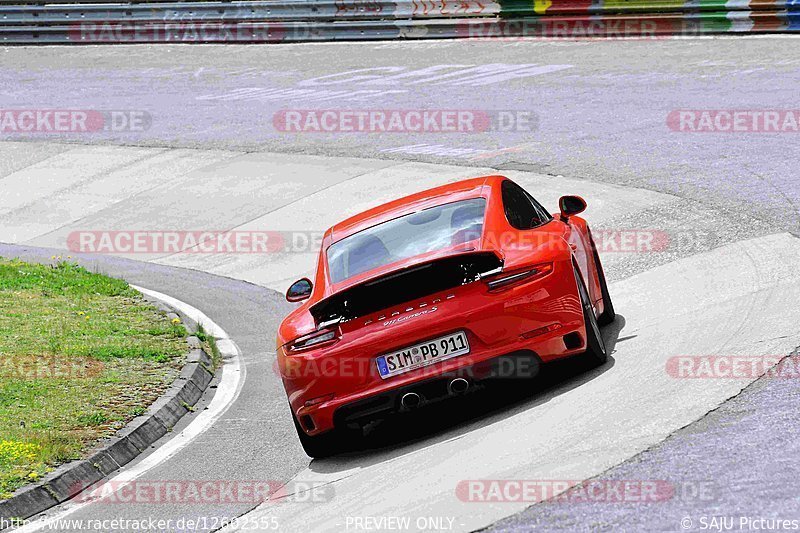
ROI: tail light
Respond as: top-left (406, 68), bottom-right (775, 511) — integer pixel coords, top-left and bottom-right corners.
top-left (286, 328), bottom-right (340, 353)
top-left (484, 262), bottom-right (553, 291)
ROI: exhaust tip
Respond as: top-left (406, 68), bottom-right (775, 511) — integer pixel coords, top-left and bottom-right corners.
top-left (400, 392), bottom-right (421, 410)
top-left (448, 378), bottom-right (469, 395)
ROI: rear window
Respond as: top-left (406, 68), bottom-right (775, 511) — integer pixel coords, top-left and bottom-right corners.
top-left (327, 198), bottom-right (487, 284)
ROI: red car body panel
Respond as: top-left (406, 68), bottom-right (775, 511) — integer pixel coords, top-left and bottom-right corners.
top-left (277, 175), bottom-right (606, 436)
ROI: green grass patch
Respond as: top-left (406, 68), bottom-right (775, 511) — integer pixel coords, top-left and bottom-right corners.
top-left (0, 258), bottom-right (188, 498)
top-left (195, 325), bottom-right (221, 370)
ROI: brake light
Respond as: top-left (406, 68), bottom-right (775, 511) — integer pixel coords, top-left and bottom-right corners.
top-left (287, 328), bottom-right (339, 353)
top-left (484, 263), bottom-right (553, 291)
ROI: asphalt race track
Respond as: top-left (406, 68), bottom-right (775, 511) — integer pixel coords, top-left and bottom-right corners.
top-left (1, 36), bottom-right (800, 532)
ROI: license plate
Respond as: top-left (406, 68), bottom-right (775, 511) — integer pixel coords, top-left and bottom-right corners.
top-left (375, 331), bottom-right (470, 379)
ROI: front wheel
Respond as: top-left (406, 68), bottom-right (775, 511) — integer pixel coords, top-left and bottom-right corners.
top-left (575, 266), bottom-right (608, 366)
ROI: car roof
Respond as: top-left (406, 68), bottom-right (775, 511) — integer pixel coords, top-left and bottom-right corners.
top-left (328, 175), bottom-right (505, 243)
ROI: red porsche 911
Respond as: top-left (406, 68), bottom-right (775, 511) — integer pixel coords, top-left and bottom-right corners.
top-left (277, 175), bottom-right (615, 457)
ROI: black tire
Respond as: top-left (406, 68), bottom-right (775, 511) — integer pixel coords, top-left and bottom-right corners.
top-left (591, 240), bottom-right (616, 326)
top-left (292, 412), bottom-right (342, 459)
top-left (574, 265), bottom-right (608, 366)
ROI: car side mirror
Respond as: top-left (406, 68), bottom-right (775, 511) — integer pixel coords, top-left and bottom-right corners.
top-left (559, 195), bottom-right (587, 221)
top-left (286, 278), bottom-right (313, 302)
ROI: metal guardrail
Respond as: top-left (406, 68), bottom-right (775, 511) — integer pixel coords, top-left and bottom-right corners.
top-left (3, 11), bottom-right (798, 43)
top-left (0, 0), bottom-right (498, 24)
top-left (0, 0), bottom-right (797, 43)
top-left (1, 0), bottom-right (798, 21)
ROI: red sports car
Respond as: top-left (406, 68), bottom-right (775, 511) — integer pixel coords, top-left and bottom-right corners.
top-left (277, 176), bottom-right (614, 457)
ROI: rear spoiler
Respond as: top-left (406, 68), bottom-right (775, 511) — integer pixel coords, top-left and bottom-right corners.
top-left (309, 251), bottom-right (503, 326)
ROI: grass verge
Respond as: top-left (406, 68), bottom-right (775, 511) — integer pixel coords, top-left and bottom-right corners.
top-left (0, 257), bottom-right (189, 498)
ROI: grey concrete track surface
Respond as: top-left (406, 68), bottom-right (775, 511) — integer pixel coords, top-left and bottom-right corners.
top-left (0, 37), bottom-right (798, 532)
top-left (2, 37), bottom-right (799, 231)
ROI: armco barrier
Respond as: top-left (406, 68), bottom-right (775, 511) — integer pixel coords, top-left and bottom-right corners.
top-left (0, 1), bottom-right (499, 24)
top-left (0, 0), bottom-right (798, 43)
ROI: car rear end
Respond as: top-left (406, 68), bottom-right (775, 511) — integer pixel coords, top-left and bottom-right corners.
top-left (277, 194), bottom-right (587, 436)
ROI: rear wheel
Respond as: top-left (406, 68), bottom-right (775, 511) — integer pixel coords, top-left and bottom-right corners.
top-left (592, 246), bottom-right (616, 326)
top-left (575, 266), bottom-right (608, 366)
top-left (292, 412), bottom-right (342, 459)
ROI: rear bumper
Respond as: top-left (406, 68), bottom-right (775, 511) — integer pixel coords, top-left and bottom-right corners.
top-left (332, 350), bottom-right (541, 430)
top-left (287, 328), bottom-right (583, 436)
top-left (279, 257), bottom-right (586, 436)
